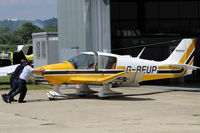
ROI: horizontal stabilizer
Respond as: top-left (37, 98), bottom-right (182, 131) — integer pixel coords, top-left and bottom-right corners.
top-left (168, 64), bottom-right (200, 70)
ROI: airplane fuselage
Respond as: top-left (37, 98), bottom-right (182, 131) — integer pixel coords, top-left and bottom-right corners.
top-left (37, 52), bottom-right (188, 85)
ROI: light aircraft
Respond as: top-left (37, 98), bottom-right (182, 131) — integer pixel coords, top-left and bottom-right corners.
top-left (35, 39), bottom-right (199, 99)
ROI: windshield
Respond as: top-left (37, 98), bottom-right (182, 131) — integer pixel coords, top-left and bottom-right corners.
top-left (68, 53), bottom-right (117, 69)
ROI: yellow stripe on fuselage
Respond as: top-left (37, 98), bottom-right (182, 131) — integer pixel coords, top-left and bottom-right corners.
top-left (179, 40), bottom-right (195, 64)
top-left (142, 70), bottom-right (187, 81)
top-left (117, 66), bottom-right (125, 69)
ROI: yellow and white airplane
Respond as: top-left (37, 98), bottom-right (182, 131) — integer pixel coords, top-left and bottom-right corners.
top-left (35, 39), bottom-right (199, 99)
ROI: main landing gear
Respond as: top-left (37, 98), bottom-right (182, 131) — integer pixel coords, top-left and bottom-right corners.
top-left (46, 84), bottom-right (123, 100)
top-left (98, 84), bottom-right (122, 98)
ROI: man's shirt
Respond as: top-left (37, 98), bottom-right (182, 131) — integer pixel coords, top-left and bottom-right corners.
top-left (19, 65), bottom-right (34, 81)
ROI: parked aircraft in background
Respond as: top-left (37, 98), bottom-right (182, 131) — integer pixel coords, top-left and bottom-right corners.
top-left (0, 44), bottom-right (33, 67)
top-left (0, 45), bottom-right (33, 76)
top-left (34, 39), bottom-right (198, 99)
top-left (0, 64), bottom-right (19, 76)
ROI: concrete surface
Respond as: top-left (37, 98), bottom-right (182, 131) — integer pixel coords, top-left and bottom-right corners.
top-left (0, 85), bottom-right (200, 133)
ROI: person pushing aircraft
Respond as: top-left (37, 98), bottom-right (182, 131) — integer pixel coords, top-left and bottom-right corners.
top-left (2, 61), bottom-right (43, 103)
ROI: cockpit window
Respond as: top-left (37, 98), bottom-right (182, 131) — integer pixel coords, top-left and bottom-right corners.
top-left (99, 56), bottom-right (117, 69)
top-left (68, 53), bottom-right (117, 70)
top-left (68, 54), bottom-right (95, 69)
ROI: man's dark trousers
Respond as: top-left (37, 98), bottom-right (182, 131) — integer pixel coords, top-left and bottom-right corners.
top-left (7, 79), bottom-right (18, 96)
top-left (9, 78), bottom-right (27, 102)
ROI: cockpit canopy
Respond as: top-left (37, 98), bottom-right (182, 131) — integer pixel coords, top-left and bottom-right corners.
top-left (68, 53), bottom-right (117, 69)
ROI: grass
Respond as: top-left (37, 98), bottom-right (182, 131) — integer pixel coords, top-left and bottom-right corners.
top-left (193, 114), bottom-right (200, 117)
top-left (0, 75), bottom-right (11, 83)
top-left (0, 75), bottom-right (11, 90)
top-left (0, 75), bottom-right (51, 91)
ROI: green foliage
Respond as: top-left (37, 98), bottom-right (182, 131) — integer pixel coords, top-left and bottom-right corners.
top-left (12, 22), bottom-right (44, 45)
top-left (0, 20), bottom-right (26, 33)
top-left (44, 24), bottom-right (58, 32)
top-left (0, 18), bottom-right (57, 45)
top-left (0, 75), bottom-right (10, 83)
top-left (0, 18), bottom-right (57, 34)
top-left (0, 33), bottom-right (11, 44)
top-left (0, 26), bottom-right (10, 34)
top-left (193, 114), bottom-right (200, 117)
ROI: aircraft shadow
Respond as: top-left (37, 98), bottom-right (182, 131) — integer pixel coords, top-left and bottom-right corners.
top-left (25, 99), bottom-right (50, 103)
top-left (68, 94), bottom-right (155, 101)
top-left (24, 88), bottom-right (200, 103)
top-left (24, 94), bottom-right (155, 103)
top-left (169, 89), bottom-right (200, 93)
top-left (103, 97), bottom-right (154, 101)
top-left (103, 90), bottom-right (175, 101)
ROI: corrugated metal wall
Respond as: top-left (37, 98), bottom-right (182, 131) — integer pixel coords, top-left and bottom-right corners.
top-left (91, 0), bottom-right (111, 52)
top-left (58, 0), bottom-right (111, 62)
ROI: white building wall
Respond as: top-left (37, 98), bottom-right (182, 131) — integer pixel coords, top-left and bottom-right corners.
top-left (32, 32), bottom-right (59, 68)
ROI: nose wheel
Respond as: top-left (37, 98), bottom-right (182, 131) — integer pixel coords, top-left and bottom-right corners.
top-left (47, 85), bottom-right (70, 99)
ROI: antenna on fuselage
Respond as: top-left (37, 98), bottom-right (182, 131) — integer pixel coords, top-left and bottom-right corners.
top-left (137, 47), bottom-right (146, 59)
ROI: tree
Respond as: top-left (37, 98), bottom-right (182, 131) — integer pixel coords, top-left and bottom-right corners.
top-left (0, 33), bottom-right (11, 44)
top-left (44, 24), bottom-right (58, 32)
top-left (12, 22), bottom-right (44, 45)
top-left (0, 26), bottom-right (10, 34)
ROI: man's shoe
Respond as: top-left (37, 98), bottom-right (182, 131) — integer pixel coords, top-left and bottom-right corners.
top-left (1, 94), bottom-right (8, 103)
top-left (18, 100), bottom-right (26, 103)
top-left (11, 99), bottom-right (17, 102)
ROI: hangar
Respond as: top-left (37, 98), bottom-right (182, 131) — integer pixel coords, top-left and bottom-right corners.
top-left (56, 0), bottom-right (200, 82)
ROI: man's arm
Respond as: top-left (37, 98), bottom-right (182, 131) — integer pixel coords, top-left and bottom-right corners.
top-left (28, 69), bottom-right (44, 84)
top-left (32, 69), bottom-right (44, 73)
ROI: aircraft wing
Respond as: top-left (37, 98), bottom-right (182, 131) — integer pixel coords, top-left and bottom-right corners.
top-left (70, 71), bottom-right (144, 87)
top-left (0, 64), bottom-right (19, 76)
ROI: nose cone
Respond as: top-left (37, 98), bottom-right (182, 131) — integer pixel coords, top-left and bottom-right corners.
top-left (34, 61), bottom-right (75, 75)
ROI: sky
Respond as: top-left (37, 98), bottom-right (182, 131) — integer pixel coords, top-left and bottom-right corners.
top-left (0, 0), bottom-right (57, 20)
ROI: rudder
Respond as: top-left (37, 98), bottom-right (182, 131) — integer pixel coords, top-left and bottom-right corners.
top-left (165, 39), bottom-right (196, 65)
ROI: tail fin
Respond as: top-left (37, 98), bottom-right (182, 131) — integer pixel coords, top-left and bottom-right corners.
top-left (165, 39), bottom-right (196, 65)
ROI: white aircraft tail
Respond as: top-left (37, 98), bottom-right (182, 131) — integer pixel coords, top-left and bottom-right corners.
top-left (165, 39), bottom-right (196, 65)
top-left (164, 39), bottom-right (197, 75)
